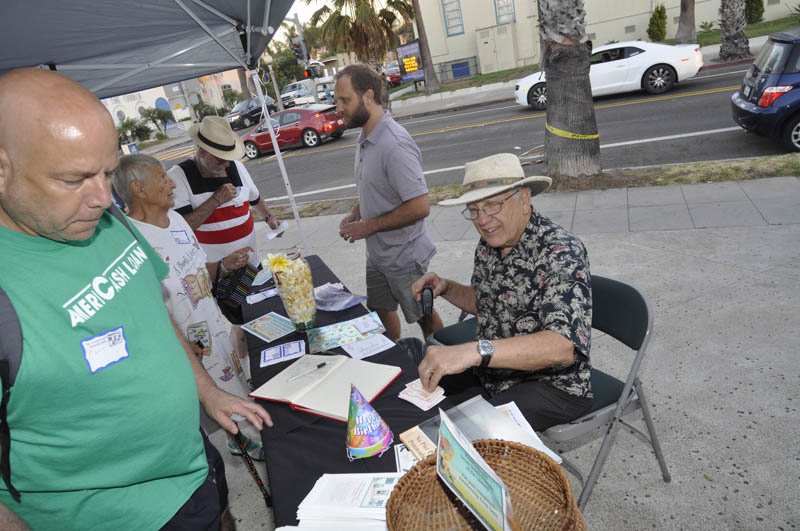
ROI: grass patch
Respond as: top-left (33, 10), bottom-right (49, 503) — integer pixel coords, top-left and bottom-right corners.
top-left (396, 64), bottom-right (540, 101)
top-left (668, 15), bottom-right (800, 47)
top-left (265, 154), bottom-right (800, 218)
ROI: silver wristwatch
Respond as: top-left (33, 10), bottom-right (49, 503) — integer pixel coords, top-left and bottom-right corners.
top-left (477, 339), bottom-right (494, 369)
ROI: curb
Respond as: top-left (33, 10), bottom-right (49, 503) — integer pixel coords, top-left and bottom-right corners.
top-left (392, 96), bottom-right (516, 121)
top-left (699, 57), bottom-right (754, 71)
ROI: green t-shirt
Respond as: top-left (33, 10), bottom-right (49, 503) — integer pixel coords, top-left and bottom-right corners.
top-left (0, 213), bottom-right (208, 529)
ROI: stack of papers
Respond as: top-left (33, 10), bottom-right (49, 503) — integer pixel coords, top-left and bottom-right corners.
top-left (314, 282), bottom-right (367, 311)
top-left (398, 378), bottom-right (445, 411)
top-left (294, 473), bottom-right (402, 529)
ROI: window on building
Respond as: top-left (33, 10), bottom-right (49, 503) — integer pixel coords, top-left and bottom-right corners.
top-left (624, 25), bottom-right (636, 34)
top-left (441, 0), bottom-right (464, 36)
top-left (494, 0), bottom-right (515, 25)
top-left (768, 0), bottom-right (779, 4)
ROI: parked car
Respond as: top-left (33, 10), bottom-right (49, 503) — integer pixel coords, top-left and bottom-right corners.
top-left (241, 104), bottom-right (345, 159)
top-left (514, 41), bottom-right (704, 110)
top-left (731, 30), bottom-right (800, 151)
top-left (225, 96), bottom-right (276, 130)
top-left (280, 81), bottom-right (316, 108)
top-left (385, 61), bottom-right (402, 87)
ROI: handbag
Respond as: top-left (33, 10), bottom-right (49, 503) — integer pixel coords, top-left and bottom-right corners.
top-left (212, 264), bottom-right (259, 324)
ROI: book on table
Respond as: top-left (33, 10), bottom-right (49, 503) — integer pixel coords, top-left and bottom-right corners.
top-left (249, 354), bottom-right (401, 422)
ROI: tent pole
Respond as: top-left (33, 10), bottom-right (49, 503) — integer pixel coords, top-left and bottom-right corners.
top-left (174, 0), bottom-right (245, 66)
top-left (250, 70), bottom-right (310, 255)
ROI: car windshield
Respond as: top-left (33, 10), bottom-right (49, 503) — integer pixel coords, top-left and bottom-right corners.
top-left (231, 100), bottom-right (250, 113)
top-left (752, 40), bottom-right (792, 75)
top-left (282, 83), bottom-right (298, 93)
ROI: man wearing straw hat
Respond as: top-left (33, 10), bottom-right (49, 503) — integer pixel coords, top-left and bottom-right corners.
top-left (168, 116), bottom-right (280, 263)
top-left (411, 153), bottom-right (593, 430)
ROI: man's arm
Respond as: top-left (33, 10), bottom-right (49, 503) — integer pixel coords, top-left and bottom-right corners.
top-left (340, 194), bottom-right (429, 241)
top-left (250, 199), bottom-right (279, 229)
top-left (181, 183), bottom-right (236, 230)
top-left (419, 331), bottom-right (574, 392)
top-left (0, 503), bottom-right (28, 530)
top-left (170, 319), bottom-right (272, 433)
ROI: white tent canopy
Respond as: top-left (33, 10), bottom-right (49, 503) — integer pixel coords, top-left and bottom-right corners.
top-left (1, 0), bottom-right (310, 251)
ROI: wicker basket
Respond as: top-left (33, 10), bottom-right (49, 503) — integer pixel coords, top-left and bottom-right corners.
top-left (386, 439), bottom-right (585, 531)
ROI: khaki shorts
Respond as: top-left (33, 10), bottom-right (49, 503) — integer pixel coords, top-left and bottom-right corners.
top-left (366, 262), bottom-right (428, 324)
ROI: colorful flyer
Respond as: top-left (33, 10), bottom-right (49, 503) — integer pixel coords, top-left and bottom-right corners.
top-left (436, 408), bottom-right (511, 531)
top-left (346, 385), bottom-right (393, 461)
top-left (306, 312), bottom-right (385, 353)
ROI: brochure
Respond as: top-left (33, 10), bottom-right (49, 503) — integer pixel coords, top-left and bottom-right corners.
top-left (241, 311), bottom-right (296, 343)
top-left (437, 408), bottom-right (511, 531)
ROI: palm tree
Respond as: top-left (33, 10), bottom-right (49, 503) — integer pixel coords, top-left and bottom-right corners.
top-left (537, 0), bottom-right (600, 178)
top-left (410, 0), bottom-right (440, 93)
top-left (719, 0), bottom-right (750, 60)
top-left (675, 0), bottom-right (696, 44)
top-left (307, 0), bottom-right (414, 63)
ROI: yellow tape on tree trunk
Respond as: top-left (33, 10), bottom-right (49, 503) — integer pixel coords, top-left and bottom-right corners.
top-left (545, 122), bottom-right (600, 140)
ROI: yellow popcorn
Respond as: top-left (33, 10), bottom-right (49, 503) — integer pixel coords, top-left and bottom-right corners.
top-left (270, 253), bottom-right (316, 329)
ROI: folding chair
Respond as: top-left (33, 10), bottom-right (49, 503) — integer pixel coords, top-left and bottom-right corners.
top-left (425, 275), bottom-right (671, 510)
top-left (543, 275), bottom-right (670, 509)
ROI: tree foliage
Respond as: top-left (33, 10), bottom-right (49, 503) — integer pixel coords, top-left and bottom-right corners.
top-left (647, 5), bottom-right (668, 42)
top-left (306, 0), bottom-right (414, 62)
top-left (222, 88), bottom-right (242, 109)
top-left (117, 118), bottom-right (151, 144)
top-left (745, 0), bottom-right (764, 24)
top-left (138, 107), bottom-right (175, 133)
top-left (263, 42), bottom-right (305, 100)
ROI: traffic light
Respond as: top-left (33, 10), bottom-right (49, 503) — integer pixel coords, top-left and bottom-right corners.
top-left (291, 36), bottom-right (307, 64)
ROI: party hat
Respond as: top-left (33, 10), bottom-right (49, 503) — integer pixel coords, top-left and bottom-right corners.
top-left (346, 384), bottom-right (393, 461)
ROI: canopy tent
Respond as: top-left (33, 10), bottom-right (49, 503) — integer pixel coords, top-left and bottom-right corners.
top-left (0, 0), bottom-right (310, 250)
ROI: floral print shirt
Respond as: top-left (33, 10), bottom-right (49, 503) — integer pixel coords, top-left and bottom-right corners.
top-left (471, 211), bottom-right (592, 398)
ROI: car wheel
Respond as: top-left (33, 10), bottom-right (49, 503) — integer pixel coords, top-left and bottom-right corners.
top-left (643, 64), bottom-right (676, 94)
top-left (302, 128), bottom-right (320, 148)
top-left (330, 131), bottom-right (343, 139)
top-left (243, 117), bottom-right (252, 127)
top-left (527, 83), bottom-right (547, 111)
top-left (244, 141), bottom-right (259, 159)
top-left (781, 115), bottom-right (800, 151)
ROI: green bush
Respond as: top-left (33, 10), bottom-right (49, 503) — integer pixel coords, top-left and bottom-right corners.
top-left (647, 5), bottom-right (668, 42)
top-left (192, 102), bottom-right (220, 120)
top-left (699, 21), bottom-right (715, 32)
top-left (117, 117), bottom-right (152, 144)
top-left (745, 0), bottom-right (764, 24)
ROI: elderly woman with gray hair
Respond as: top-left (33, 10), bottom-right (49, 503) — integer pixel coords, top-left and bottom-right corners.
top-left (113, 154), bottom-right (265, 461)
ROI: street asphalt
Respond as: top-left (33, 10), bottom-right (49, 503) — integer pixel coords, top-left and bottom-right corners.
top-left (218, 176), bottom-right (800, 531)
top-left (155, 64), bottom-right (786, 206)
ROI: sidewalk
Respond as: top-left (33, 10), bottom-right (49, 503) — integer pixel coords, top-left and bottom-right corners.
top-left (391, 37), bottom-right (765, 119)
top-left (227, 176), bottom-right (800, 529)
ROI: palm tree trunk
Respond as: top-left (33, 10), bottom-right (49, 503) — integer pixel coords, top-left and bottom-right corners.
top-left (238, 68), bottom-right (253, 98)
top-left (675, 0), bottom-right (696, 44)
top-left (411, 0), bottom-right (440, 94)
top-left (537, 0), bottom-right (600, 179)
top-left (719, 0), bottom-right (750, 61)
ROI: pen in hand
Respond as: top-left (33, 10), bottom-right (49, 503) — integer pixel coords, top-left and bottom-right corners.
top-left (288, 362), bottom-right (327, 382)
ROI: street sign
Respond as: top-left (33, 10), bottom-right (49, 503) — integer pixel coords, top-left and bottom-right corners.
top-left (397, 40), bottom-right (425, 83)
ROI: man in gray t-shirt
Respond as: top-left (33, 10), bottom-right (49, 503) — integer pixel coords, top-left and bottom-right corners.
top-left (335, 64), bottom-right (442, 340)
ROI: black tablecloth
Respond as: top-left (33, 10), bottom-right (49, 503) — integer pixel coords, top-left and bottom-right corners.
top-left (244, 256), bottom-right (468, 526)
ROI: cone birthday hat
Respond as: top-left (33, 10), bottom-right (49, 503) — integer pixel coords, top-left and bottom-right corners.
top-left (346, 384), bottom-right (393, 461)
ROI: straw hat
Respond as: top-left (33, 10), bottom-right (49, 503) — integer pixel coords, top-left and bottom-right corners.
top-left (439, 153), bottom-right (551, 206)
top-left (188, 116), bottom-right (245, 161)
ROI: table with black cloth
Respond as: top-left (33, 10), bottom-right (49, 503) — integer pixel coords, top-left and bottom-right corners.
top-left (244, 255), bottom-right (476, 527)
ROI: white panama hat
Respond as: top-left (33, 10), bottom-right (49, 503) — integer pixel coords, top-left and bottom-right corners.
top-left (188, 116), bottom-right (245, 161)
top-left (438, 153), bottom-right (551, 206)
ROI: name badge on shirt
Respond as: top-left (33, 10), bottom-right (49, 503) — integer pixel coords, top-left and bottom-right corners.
top-left (81, 326), bottom-right (129, 373)
top-left (171, 229), bottom-right (193, 244)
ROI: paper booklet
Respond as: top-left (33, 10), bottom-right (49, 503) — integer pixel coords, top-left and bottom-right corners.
top-left (399, 395), bottom-right (561, 463)
top-left (250, 354), bottom-right (401, 422)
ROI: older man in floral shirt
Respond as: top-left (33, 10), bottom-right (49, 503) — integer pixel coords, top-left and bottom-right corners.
top-left (410, 153), bottom-right (592, 430)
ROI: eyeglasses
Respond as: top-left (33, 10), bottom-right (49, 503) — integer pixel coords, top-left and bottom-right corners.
top-left (461, 188), bottom-right (520, 220)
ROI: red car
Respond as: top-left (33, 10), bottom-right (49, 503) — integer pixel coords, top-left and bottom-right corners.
top-left (242, 104), bottom-right (345, 159)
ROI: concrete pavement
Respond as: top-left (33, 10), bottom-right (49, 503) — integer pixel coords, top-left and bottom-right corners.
top-left (221, 176), bottom-right (800, 530)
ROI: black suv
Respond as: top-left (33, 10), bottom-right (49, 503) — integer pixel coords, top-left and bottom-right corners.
top-left (225, 97), bottom-right (276, 130)
top-left (732, 30), bottom-right (800, 150)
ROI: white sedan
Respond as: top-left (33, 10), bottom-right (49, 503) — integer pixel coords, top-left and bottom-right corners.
top-left (514, 41), bottom-right (704, 110)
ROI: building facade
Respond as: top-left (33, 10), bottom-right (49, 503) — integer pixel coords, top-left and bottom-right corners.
top-left (418, 0), bottom-right (791, 80)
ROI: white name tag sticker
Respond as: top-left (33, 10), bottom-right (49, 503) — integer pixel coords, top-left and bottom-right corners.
top-left (170, 229), bottom-right (192, 244)
top-left (81, 327), bottom-right (130, 373)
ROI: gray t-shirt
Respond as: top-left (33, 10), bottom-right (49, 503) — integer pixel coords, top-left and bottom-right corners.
top-left (355, 111), bottom-right (436, 273)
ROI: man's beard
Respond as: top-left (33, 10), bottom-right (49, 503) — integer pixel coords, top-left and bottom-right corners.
top-left (347, 100), bottom-right (370, 129)
top-left (196, 153), bottom-right (227, 178)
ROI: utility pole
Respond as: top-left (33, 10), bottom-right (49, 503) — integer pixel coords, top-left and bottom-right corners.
top-left (268, 62), bottom-right (285, 112)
